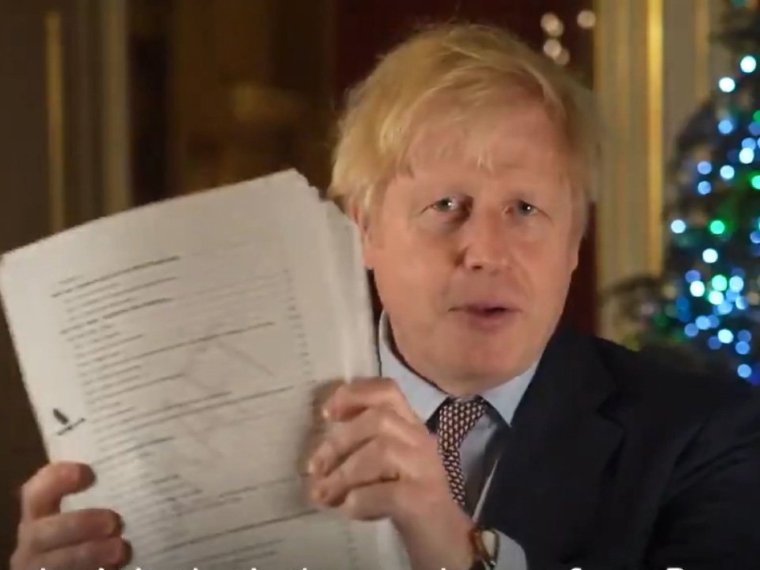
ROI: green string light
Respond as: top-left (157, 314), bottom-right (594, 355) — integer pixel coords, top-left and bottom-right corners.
top-left (709, 220), bottom-right (726, 235)
top-left (751, 173), bottom-right (760, 190)
top-left (712, 274), bottom-right (728, 291)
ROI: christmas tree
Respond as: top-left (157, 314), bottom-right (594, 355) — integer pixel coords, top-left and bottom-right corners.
top-left (606, 0), bottom-right (760, 384)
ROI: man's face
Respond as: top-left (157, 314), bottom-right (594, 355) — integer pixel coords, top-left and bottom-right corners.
top-left (359, 104), bottom-right (581, 391)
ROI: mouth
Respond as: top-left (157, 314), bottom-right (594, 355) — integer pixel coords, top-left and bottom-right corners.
top-left (450, 302), bottom-right (518, 326)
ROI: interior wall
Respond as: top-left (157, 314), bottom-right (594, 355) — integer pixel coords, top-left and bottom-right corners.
top-left (167, 0), bottom-right (335, 195)
top-left (0, 0), bottom-right (114, 561)
top-left (0, 3), bottom-right (50, 562)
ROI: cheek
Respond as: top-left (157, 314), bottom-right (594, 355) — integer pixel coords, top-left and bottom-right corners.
top-left (386, 235), bottom-right (446, 280)
top-left (367, 227), bottom-right (453, 301)
top-left (518, 237), bottom-right (578, 297)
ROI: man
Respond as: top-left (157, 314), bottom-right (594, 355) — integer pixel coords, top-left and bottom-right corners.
top-left (10, 23), bottom-right (760, 570)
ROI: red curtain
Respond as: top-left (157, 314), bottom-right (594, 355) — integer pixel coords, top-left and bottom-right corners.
top-left (333, 0), bottom-right (597, 333)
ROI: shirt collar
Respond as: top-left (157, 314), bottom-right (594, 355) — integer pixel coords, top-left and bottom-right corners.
top-left (377, 312), bottom-right (538, 426)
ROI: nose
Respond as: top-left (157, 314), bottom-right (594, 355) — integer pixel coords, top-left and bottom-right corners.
top-left (459, 210), bottom-right (511, 273)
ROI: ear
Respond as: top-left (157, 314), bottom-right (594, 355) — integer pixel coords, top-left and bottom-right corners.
top-left (348, 200), bottom-right (377, 270)
top-left (570, 245), bottom-right (580, 272)
top-left (569, 208), bottom-right (587, 272)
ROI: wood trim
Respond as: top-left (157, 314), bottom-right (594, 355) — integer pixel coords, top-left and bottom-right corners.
top-left (101, 0), bottom-right (132, 214)
top-left (44, 10), bottom-right (66, 234)
top-left (594, 0), bottom-right (663, 340)
top-left (694, 0), bottom-right (711, 101)
top-left (646, 0), bottom-right (664, 274)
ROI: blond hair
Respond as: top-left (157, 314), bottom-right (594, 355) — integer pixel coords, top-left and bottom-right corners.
top-left (328, 23), bottom-right (602, 232)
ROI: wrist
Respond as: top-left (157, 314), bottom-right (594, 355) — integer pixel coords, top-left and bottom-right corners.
top-left (396, 503), bottom-right (477, 570)
top-left (452, 518), bottom-right (480, 570)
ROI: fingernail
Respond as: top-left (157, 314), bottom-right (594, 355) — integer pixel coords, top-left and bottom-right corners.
top-left (67, 463), bottom-right (81, 480)
top-left (108, 539), bottom-right (125, 564)
top-left (111, 513), bottom-right (124, 535)
top-left (322, 406), bottom-right (331, 421)
top-left (70, 462), bottom-right (94, 484)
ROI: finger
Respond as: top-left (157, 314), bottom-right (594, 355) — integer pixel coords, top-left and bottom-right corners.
top-left (340, 480), bottom-right (413, 521)
top-left (298, 379), bottom-right (347, 476)
top-left (31, 536), bottom-right (128, 570)
top-left (311, 436), bottom-right (416, 507)
top-left (25, 508), bottom-right (121, 553)
top-left (308, 407), bottom-right (425, 477)
top-left (323, 377), bottom-right (418, 423)
top-left (21, 462), bottom-right (95, 521)
top-left (312, 379), bottom-right (346, 416)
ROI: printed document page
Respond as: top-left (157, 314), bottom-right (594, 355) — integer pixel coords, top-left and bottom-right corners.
top-left (322, 201), bottom-right (378, 380)
top-left (0, 170), bottom-right (383, 570)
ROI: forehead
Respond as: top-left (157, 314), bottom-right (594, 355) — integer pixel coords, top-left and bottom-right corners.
top-left (405, 102), bottom-right (569, 178)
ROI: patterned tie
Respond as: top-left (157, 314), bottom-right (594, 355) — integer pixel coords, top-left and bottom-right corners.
top-left (436, 397), bottom-right (487, 510)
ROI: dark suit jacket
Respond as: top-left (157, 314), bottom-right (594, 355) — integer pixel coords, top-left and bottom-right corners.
top-left (479, 326), bottom-right (760, 570)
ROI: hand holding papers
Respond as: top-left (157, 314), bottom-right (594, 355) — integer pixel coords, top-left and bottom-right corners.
top-left (1, 170), bottom-right (383, 570)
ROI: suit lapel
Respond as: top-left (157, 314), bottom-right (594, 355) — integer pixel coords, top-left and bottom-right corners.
top-left (480, 326), bottom-right (624, 564)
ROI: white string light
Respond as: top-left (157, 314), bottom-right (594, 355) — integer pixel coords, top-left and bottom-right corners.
top-left (539, 10), bottom-right (594, 67)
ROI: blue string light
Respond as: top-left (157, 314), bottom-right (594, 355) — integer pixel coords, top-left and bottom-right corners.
top-left (685, 270), bottom-right (701, 282)
top-left (741, 55), bottom-right (757, 73)
top-left (719, 77), bottom-right (736, 92)
top-left (718, 329), bottom-right (735, 343)
top-left (719, 119), bottom-right (735, 134)
top-left (702, 248), bottom-right (719, 263)
top-left (717, 301), bottom-right (733, 315)
top-left (690, 281), bottom-right (706, 296)
top-left (709, 291), bottom-right (725, 305)
top-left (729, 275), bottom-right (745, 290)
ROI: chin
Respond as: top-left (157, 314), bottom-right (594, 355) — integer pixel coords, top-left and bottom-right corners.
top-left (440, 312), bottom-right (553, 378)
top-left (438, 342), bottom-right (534, 385)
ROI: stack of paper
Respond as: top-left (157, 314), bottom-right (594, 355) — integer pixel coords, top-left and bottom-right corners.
top-left (0, 170), bottom-right (382, 570)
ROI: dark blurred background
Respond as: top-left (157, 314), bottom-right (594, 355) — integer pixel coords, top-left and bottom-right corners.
top-left (2, 0), bottom-right (725, 564)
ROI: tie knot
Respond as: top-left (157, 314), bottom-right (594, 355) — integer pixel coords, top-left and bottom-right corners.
top-left (436, 397), bottom-right (487, 454)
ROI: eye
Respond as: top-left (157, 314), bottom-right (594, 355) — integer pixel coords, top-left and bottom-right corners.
top-left (515, 200), bottom-right (538, 216)
top-left (430, 196), bottom-right (467, 213)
